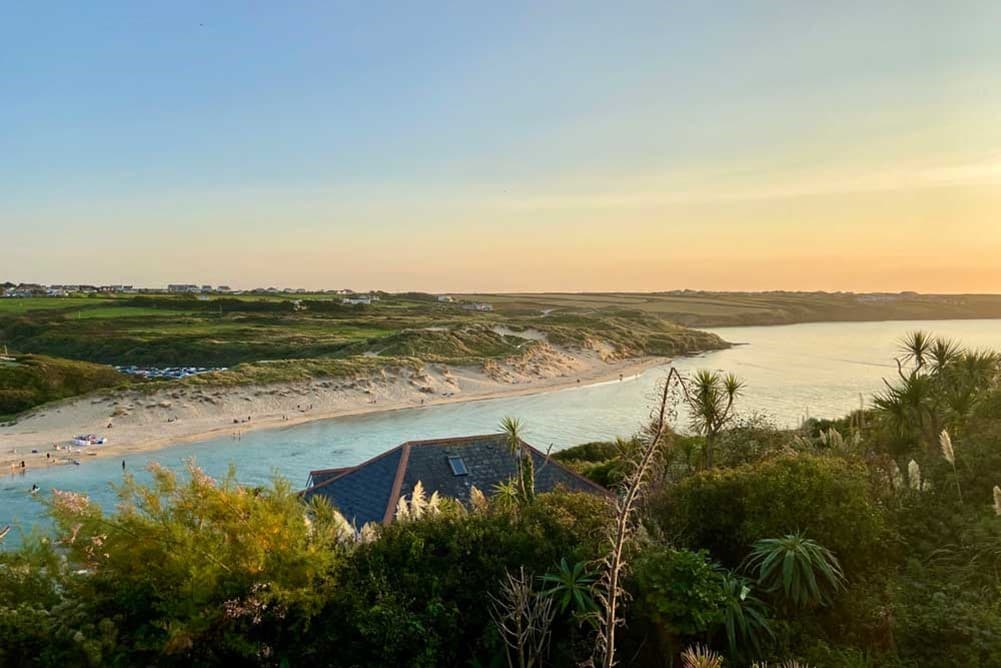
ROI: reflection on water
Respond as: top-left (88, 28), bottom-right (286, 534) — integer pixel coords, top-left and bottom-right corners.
top-left (3, 318), bottom-right (1000, 535)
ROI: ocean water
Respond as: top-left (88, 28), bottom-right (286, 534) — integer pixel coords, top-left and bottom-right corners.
top-left (3, 318), bottom-right (1000, 536)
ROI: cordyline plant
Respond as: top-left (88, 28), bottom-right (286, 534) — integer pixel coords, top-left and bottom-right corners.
top-left (594, 370), bottom-right (679, 668)
top-left (675, 369), bottom-right (744, 470)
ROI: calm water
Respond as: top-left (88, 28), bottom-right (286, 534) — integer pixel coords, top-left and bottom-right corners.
top-left (3, 319), bottom-right (1000, 536)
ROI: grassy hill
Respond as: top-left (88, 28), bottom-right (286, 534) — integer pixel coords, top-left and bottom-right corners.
top-left (465, 291), bottom-right (1001, 326)
top-left (0, 354), bottom-right (126, 418)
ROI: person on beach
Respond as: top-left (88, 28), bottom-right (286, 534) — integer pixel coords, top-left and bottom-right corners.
top-left (122, 460), bottom-right (126, 470)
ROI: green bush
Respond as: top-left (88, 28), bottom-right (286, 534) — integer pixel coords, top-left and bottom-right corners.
top-left (649, 454), bottom-right (892, 579)
top-left (0, 354), bottom-right (125, 415)
top-left (892, 560), bottom-right (1001, 667)
top-left (312, 491), bottom-right (611, 667)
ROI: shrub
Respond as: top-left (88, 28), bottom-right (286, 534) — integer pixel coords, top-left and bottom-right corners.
top-left (313, 491), bottom-right (611, 667)
top-left (650, 454), bottom-right (891, 578)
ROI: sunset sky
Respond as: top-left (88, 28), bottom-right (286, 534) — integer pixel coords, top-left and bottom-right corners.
top-left (4, 2), bottom-right (1000, 292)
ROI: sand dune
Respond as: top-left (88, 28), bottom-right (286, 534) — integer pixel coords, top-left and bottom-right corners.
top-left (1, 345), bottom-right (662, 471)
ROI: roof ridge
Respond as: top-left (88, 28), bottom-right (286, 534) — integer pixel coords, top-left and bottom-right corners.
top-left (401, 433), bottom-right (505, 447)
top-left (301, 443), bottom-right (405, 495)
top-left (382, 443), bottom-right (412, 524)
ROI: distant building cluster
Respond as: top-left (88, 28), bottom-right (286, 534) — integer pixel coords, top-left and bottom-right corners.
top-left (0, 283), bottom-right (499, 313)
top-left (0, 282), bottom-right (352, 298)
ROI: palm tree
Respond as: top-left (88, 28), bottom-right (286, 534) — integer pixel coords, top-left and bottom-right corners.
top-left (899, 330), bottom-right (934, 370)
top-left (500, 416), bottom-right (530, 502)
top-left (929, 337), bottom-right (960, 373)
top-left (679, 369), bottom-right (744, 469)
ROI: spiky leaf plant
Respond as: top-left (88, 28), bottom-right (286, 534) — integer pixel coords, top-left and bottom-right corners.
top-left (539, 558), bottom-right (598, 616)
top-left (744, 532), bottom-right (846, 608)
top-left (681, 644), bottom-right (724, 668)
top-left (719, 572), bottom-right (773, 659)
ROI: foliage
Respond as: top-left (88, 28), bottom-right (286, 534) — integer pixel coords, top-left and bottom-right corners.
top-left (719, 572), bottom-right (774, 659)
top-left (650, 454), bottom-right (891, 578)
top-left (313, 490), bottom-right (611, 667)
top-left (0, 354), bottom-right (125, 416)
top-left (553, 438), bottom-right (641, 488)
top-left (539, 558), bottom-right (598, 616)
top-left (744, 533), bottom-right (846, 608)
top-left (632, 547), bottom-right (728, 638)
top-left (872, 331), bottom-right (1000, 461)
top-left (677, 369), bottom-right (744, 469)
top-left (681, 643), bottom-right (724, 668)
top-left (891, 559), bottom-right (1001, 667)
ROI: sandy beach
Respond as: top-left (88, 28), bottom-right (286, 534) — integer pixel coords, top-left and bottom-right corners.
top-left (1, 344), bottom-right (665, 472)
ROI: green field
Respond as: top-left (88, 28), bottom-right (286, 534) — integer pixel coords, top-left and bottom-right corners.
top-left (464, 291), bottom-right (1001, 326)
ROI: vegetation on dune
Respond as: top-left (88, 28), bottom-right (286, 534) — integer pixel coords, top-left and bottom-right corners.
top-left (0, 293), bottom-right (729, 416)
top-left (0, 354), bottom-right (125, 418)
top-left (177, 355), bottom-right (426, 387)
top-left (0, 295), bottom-right (727, 369)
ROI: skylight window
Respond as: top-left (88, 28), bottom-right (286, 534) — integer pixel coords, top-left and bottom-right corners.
top-left (447, 455), bottom-right (468, 476)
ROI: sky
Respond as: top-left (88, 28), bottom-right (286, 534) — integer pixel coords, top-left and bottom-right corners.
top-left (3, 2), bottom-right (1000, 293)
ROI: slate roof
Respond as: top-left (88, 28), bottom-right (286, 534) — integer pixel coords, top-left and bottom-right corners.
top-left (301, 434), bottom-right (609, 526)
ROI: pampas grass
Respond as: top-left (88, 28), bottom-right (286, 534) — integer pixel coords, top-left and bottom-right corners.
top-left (469, 484), bottom-right (488, 511)
top-left (940, 430), bottom-right (963, 503)
top-left (891, 461), bottom-right (904, 491)
top-left (908, 459), bottom-right (922, 491)
top-left (940, 430), bottom-right (955, 465)
top-left (394, 481), bottom-right (442, 521)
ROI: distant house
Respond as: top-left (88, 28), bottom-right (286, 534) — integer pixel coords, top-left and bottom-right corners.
top-left (342, 295), bottom-right (373, 305)
top-left (302, 434), bottom-right (608, 526)
top-left (5, 284), bottom-right (45, 297)
top-left (462, 302), bottom-right (494, 312)
top-left (168, 284), bottom-right (200, 293)
top-left (437, 295), bottom-right (454, 302)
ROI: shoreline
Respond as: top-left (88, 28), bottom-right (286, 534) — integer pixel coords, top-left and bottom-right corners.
top-left (2, 352), bottom-right (667, 472)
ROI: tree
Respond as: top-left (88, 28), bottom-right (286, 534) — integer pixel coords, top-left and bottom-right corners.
top-left (501, 416), bottom-right (533, 503)
top-left (677, 369), bottom-right (744, 469)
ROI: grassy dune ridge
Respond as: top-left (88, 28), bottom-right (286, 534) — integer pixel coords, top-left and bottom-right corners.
top-left (0, 354), bottom-right (126, 418)
top-left (6, 289), bottom-right (997, 417)
top-left (0, 293), bottom-right (729, 415)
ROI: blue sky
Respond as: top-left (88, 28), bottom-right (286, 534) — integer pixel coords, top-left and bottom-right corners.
top-left (3, 2), bottom-right (1000, 291)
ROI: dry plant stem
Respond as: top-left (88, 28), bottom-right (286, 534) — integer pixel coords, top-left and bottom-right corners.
top-left (490, 566), bottom-right (555, 668)
top-left (596, 369), bottom-right (676, 668)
